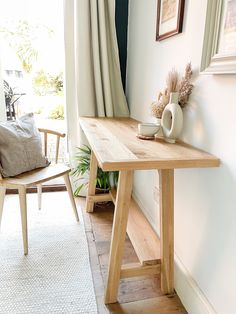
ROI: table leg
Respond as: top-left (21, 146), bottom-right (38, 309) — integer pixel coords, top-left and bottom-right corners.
top-left (85, 151), bottom-right (98, 213)
top-left (158, 169), bottom-right (174, 294)
top-left (104, 170), bottom-right (133, 304)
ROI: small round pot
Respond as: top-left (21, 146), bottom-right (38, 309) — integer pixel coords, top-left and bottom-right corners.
top-left (138, 123), bottom-right (160, 137)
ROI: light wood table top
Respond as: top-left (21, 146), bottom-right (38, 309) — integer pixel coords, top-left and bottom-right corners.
top-left (79, 117), bottom-right (220, 171)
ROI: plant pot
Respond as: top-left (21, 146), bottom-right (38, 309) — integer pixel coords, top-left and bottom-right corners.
top-left (95, 187), bottom-right (112, 207)
top-left (95, 187), bottom-right (110, 194)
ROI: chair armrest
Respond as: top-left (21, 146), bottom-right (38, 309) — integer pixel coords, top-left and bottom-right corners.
top-left (38, 128), bottom-right (66, 138)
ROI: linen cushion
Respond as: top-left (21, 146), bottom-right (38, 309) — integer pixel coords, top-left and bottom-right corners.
top-left (0, 113), bottom-right (49, 177)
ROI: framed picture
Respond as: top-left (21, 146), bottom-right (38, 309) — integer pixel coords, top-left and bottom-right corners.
top-left (156, 0), bottom-right (185, 41)
top-left (201, 0), bottom-right (236, 74)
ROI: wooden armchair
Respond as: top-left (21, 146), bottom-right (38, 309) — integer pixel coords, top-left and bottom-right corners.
top-left (0, 128), bottom-right (79, 255)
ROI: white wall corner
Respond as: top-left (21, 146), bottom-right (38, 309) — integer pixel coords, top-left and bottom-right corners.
top-left (132, 191), bottom-right (216, 314)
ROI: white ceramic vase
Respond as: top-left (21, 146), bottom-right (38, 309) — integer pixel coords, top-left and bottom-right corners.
top-left (161, 92), bottom-right (183, 143)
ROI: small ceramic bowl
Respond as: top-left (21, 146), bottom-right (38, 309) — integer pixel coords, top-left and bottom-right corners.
top-left (138, 123), bottom-right (160, 137)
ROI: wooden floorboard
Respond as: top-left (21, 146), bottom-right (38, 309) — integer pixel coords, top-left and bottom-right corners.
top-left (107, 296), bottom-right (186, 314)
top-left (76, 197), bottom-right (187, 314)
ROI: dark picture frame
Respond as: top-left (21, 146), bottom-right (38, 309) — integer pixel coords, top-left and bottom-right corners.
top-left (156, 0), bottom-right (185, 41)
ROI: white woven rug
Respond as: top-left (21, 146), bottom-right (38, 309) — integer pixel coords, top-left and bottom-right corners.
top-left (0, 192), bottom-right (98, 314)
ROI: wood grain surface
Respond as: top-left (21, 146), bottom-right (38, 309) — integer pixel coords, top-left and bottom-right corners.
top-left (79, 117), bottom-right (220, 171)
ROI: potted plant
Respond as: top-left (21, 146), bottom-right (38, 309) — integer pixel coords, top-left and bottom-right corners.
top-left (70, 145), bottom-right (119, 196)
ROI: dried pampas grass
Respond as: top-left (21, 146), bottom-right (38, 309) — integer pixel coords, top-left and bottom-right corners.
top-left (151, 63), bottom-right (193, 119)
top-left (166, 68), bottom-right (179, 93)
top-left (151, 89), bottom-right (169, 118)
top-left (178, 62), bottom-right (193, 108)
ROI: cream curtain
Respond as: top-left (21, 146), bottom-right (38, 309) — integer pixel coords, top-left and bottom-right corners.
top-left (64, 0), bottom-right (129, 153)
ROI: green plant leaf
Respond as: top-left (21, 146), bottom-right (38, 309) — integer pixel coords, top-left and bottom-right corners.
top-left (74, 184), bottom-right (85, 196)
top-left (71, 145), bottom-right (118, 193)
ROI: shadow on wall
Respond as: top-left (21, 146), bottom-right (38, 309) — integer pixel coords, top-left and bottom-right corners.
top-left (191, 164), bottom-right (236, 301)
top-left (181, 83), bottom-right (215, 151)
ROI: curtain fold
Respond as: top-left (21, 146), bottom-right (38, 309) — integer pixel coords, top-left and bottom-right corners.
top-left (64, 0), bottom-right (129, 152)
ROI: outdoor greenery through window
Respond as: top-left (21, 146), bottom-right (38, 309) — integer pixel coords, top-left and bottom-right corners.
top-left (0, 0), bottom-right (66, 163)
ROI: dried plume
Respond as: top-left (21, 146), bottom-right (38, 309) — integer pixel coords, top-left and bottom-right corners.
top-left (151, 101), bottom-right (164, 119)
top-left (178, 62), bottom-right (193, 108)
top-left (151, 89), bottom-right (169, 118)
top-left (166, 68), bottom-right (179, 93)
top-left (151, 63), bottom-right (194, 119)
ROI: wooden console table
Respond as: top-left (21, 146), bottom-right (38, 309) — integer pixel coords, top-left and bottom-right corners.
top-left (79, 117), bottom-right (220, 304)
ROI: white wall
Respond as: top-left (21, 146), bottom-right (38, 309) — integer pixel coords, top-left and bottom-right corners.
top-left (126, 1), bottom-right (236, 313)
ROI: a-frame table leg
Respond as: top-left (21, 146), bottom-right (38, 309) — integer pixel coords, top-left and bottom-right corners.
top-left (85, 151), bottom-right (98, 213)
top-left (104, 170), bottom-right (133, 304)
top-left (158, 169), bottom-right (174, 295)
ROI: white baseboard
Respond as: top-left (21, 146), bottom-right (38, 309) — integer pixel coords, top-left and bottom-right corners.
top-left (174, 254), bottom-right (216, 314)
top-left (132, 191), bottom-right (216, 314)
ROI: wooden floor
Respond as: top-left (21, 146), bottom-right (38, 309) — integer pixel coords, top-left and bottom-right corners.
top-left (78, 198), bottom-right (187, 314)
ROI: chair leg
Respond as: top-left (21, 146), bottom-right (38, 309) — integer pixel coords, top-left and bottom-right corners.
top-left (18, 187), bottom-right (28, 255)
top-left (0, 186), bottom-right (6, 231)
top-left (37, 184), bottom-right (42, 210)
top-left (63, 173), bottom-right (79, 222)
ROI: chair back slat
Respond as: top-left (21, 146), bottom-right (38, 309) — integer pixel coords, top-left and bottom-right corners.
top-left (38, 128), bottom-right (66, 163)
top-left (44, 132), bottom-right (48, 157)
top-left (55, 136), bottom-right (60, 164)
